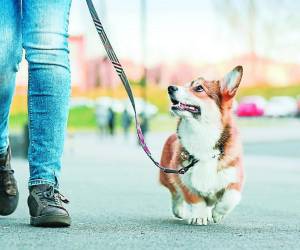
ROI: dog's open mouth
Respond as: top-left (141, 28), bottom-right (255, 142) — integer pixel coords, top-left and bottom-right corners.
top-left (170, 98), bottom-right (201, 114)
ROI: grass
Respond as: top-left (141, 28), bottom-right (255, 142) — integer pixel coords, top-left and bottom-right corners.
top-left (9, 107), bottom-right (98, 131)
top-left (67, 106), bottom-right (97, 130)
top-left (9, 112), bottom-right (28, 131)
top-left (8, 83), bottom-right (300, 131)
top-left (9, 107), bottom-right (297, 134)
top-left (67, 108), bottom-right (177, 132)
top-left (11, 83), bottom-right (300, 114)
top-left (236, 84), bottom-right (300, 100)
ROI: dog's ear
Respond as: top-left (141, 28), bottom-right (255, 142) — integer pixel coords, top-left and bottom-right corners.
top-left (220, 66), bottom-right (243, 99)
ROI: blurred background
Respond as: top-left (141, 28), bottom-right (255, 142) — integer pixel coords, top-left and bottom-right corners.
top-left (4, 1), bottom-right (300, 247)
top-left (9, 0), bottom-right (300, 155)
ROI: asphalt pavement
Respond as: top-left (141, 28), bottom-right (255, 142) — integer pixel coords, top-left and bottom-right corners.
top-left (0, 124), bottom-right (300, 250)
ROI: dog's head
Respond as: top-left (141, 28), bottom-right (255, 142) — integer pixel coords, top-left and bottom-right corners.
top-left (168, 66), bottom-right (243, 122)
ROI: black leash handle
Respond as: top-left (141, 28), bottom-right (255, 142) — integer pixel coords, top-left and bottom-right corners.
top-left (86, 0), bottom-right (192, 174)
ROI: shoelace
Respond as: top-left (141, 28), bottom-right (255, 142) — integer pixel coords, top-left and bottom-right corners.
top-left (37, 186), bottom-right (69, 208)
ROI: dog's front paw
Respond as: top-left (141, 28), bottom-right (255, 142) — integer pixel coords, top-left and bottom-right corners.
top-left (212, 189), bottom-right (241, 223)
top-left (212, 210), bottom-right (224, 223)
top-left (186, 203), bottom-right (212, 226)
top-left (172, 195), bottom-right (190, 219)
top-left (187, 215), bottom-right (213, 226)
top-left (173, 202), bottom-right (189, 219)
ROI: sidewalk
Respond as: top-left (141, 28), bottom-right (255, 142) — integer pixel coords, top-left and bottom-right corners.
top-left (0, 132), bottom-right (299, 250)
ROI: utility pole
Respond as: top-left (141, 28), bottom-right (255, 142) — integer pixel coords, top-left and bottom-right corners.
top-left (100, 0), bottom-right (107, 27)
top-left (140, 0), bottom-right (149, 135)
top-left (140, 0), bottom-right (147, 102)
top-left (247, 0), bottom-right (256, 80)
top-left (99, 0), bottom-right (113, 96)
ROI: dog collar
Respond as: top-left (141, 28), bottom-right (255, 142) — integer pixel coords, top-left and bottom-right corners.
top-left (180, 147), bottom-right (223, 168)
top-left (180, 149), bottom-right (194, 163)
top-left (180, 149), bottom-right (199, 171)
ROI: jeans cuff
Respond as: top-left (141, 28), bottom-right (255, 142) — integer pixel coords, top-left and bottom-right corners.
top-left (0, 145), bottom-right (8, 155)
top-left (28, 179), bottom-right (58, 188)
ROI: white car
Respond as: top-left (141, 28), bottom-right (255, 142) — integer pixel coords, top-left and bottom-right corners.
top-left (95, 97), bottom-right (158, 118)
top-left (265, 96), bottom-right (297, 117)
top-left (95, 97), bottom-right (124, 112)
top-left (123, 98), bottom-right (158, 118)
top-left (239, 96), bottom-right (267, 110)
top-left (69, 97), bottom-right (95, 108)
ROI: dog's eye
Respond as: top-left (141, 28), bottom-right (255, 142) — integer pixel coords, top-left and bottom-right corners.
top-left (194, 85), bottom-right (204, 92)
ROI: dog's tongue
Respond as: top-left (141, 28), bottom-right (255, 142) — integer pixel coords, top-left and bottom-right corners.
top-left (180, 103), bottom-right (189, 109)
top-left (179, 103), bottom-right (197, 112)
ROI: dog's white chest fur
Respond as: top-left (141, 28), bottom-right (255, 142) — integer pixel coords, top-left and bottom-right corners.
top-left (178, 119), bottom-right (236, 196)
top-left (182, 160), bottom-right (236, 196)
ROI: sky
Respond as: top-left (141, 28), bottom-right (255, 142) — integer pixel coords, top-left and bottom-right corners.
top-left (69, 0), bottom-right (300, 66)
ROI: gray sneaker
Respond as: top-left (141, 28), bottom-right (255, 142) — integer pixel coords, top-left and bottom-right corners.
top-left (28, 184), bottom-right (71, 227)
top-left (0, 146), bottom-right (19, 216)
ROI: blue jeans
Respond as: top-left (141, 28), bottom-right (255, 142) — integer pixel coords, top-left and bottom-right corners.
top-left (0, 0), bottom-right (72, 187)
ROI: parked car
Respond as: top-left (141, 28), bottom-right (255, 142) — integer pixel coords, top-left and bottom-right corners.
top-left (69, 97), bottom-right (95, 108)
top-left (124, 98), bottom-right (158, 118)
top-left (95, 97), bottom-right (158, 118)
top-left (236, 96), bottom-right (266, 117)
top-left (95, 97), bottom-right (124, 112)
top-left (264, 96), bottom-right (297, 117)
top-left (232, 100), bottom-right (238, 113)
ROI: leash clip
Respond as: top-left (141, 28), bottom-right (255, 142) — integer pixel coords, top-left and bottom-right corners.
top-left (178, 168), bottom-right (187, 174)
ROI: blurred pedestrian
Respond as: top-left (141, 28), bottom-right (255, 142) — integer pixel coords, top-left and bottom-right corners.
top-left (137, 112), bottom-right (149, 145)
top-left (121, 109), bottom-right (132, 137)
top-left (140, 111), bottom-right (149, 136)
top-left (0, 0), bottom-right (72, 227)
top-left (95, 105), bottom-right (109, 136)
top-left (297, 98), bottom-right (300, 117)
top-left (108, 107), bottom-right (116, 136)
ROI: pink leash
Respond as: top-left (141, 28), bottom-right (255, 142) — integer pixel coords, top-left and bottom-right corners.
top-left (86, 0), bottom-right (197, 174)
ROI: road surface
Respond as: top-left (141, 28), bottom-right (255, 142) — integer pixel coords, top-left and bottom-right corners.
top-left (0, 126), bottom-right (300, 250)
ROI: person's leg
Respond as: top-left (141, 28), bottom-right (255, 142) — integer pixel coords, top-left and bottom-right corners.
top-left (22, 0), bottom-right (72, 227)
top-left (0, 0), bottom-right (22, 155)
top-left (22, 0), bottom-right (72, 187)
top-left (0, 0), bottom-right (22, 216)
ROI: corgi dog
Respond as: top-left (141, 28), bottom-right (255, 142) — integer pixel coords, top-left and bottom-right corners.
top-left (159, 66), bottom-right (244, 225)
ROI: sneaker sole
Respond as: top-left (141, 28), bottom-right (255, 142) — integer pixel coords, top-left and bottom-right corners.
top-left (30, 215), bottom-right (71, 227)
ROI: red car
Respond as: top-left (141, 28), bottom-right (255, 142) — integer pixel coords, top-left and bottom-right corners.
top-left (236, 96), bottom-right (266, 117)
top-left (236, 103), bottom-right (264, 117)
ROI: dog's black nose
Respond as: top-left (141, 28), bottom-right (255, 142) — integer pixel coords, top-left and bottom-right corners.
top-left (168, 85), bottom-right (178, 94)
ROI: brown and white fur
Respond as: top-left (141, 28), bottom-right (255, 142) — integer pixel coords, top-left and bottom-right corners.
top-left (159, 66), bottom-right (244, 225)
